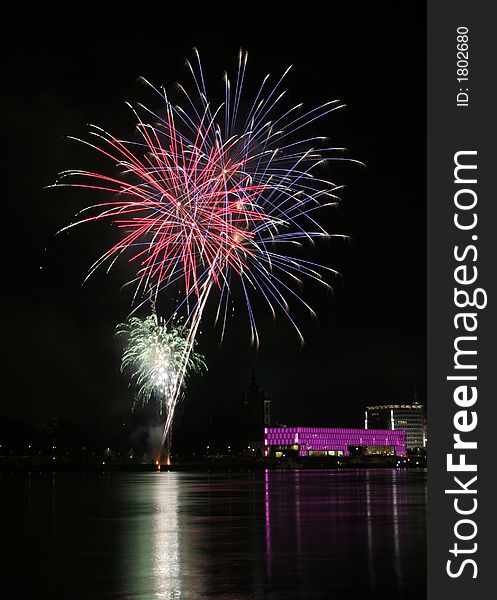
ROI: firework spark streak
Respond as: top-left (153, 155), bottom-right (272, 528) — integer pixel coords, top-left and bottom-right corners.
top-left (55, 50), bottom-right (356, 455)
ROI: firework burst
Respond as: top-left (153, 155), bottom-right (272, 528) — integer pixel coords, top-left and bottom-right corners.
top-left (117, 312), bottom-right (206, 460)
top-left (55, 49), bottom-right (355, 345)
top-left (116, 313), bottom-right (206, 413)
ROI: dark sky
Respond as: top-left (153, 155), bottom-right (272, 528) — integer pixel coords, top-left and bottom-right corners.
top-left (4, 4), bottom-right (425, 432)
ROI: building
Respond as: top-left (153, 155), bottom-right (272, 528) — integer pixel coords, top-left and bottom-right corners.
top-left (241, 371), bottom-right (271, 433)
top-left (239, 372), bottom-right (271, 453)
top-left (264, 427), bottom-right (406, 457)
top-left (365, 403), bottom-right (426, 450)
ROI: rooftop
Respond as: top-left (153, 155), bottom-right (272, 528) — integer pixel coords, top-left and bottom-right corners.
top-left (366, 404), bottom-right (424, 410)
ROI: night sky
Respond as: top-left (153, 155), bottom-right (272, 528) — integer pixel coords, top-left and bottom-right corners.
top-left (4, 5), bottom-right (425, 437)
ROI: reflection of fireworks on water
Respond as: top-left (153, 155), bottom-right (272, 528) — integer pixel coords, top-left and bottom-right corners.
top-left (56, 50), bottom-right (356, 457)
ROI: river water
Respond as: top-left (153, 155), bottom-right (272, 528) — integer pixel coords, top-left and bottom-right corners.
top-left (1, 469), bottom-right (426, 599)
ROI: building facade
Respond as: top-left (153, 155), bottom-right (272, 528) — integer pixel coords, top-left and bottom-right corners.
top-left (240, 372), bottom-right (271, 446)
top-left (264, 427), bottom-right (406, 457)
top-left (365, 403), bottom-right (426, 450)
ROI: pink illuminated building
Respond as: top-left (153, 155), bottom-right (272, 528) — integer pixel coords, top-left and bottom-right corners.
top-left (264, 427), bottom-right (407, 457)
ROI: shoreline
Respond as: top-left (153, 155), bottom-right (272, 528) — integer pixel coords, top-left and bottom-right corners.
top-left (0, 455), bottom-right (427, 472)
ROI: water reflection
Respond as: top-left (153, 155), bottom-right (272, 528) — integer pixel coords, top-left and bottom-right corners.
top-left (121, 472), bottom-right (184, 598)
top-left (263, 469), bottom-right (425, 599)
top-left (265, 469), bottom-right (272, 580)
top-left (121, 470), bottom-right (426, 599)
top-left (1, 469), bottom-right (426, 599)
top-left (365, 470), bottom-right (376, 591)
top-left (153, 473), bottom-right (181, 598)
top-left (391, 469), bottom-right (402, 586)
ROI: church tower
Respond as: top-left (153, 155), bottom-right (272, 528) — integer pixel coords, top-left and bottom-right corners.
top-left (240, 371), bottom-right (271, 441)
